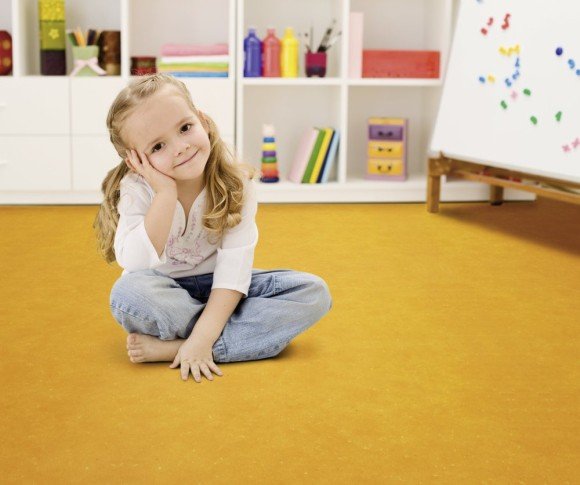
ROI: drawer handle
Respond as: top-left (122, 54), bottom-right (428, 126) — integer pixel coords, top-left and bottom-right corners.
top-left (378, 130), bottom-right (394, 137)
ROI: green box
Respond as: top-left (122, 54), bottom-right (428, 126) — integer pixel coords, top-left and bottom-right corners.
top-left (71, 46), bottom-right (100, 76)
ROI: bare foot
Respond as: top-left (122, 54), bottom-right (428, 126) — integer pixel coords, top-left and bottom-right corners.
top-left (126, 333), bottom-right (184, 363)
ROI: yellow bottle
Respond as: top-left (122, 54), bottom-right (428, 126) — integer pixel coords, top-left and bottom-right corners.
top-left (281, 27), bottom-right (299, 77)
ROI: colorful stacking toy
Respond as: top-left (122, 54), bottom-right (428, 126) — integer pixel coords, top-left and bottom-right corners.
top-left (260, 124), bottom-right (279, 183)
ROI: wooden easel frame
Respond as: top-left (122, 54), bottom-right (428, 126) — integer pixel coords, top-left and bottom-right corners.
top-left (427, 155), bottom-right (580, 213)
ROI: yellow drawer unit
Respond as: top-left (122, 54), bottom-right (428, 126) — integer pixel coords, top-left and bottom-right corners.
top-left (368, 141), bottom-right (403, 158)
top-left (366, 117), bottom-right (408, 181)
top-left (367, 158), bottom-right (404, 176)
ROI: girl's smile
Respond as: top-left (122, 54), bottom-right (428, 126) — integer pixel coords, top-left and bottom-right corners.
top-left (175, 149), bottom-right (199, 168)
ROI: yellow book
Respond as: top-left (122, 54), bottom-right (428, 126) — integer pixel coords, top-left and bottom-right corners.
top-left (309, 128), bottom-right (333, 183)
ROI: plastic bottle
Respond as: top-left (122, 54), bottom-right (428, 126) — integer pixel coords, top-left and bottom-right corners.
top-left (243, 27), bottom-right (262, 77)
top-left (262, 28), bottom-right (281, 77)
top-left (280, 27), bottom-right (299, 77)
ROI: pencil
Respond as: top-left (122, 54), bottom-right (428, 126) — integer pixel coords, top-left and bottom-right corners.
top-left (75, 26), bottom-right (85, 47)
top-left (87, 29), bottom-right (96, 46)
top-left (66, 29), bottom-right (78, 46)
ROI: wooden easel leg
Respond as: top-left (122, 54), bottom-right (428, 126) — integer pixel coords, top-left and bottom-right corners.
top-left (427, 174), bottom-right (441, 213)
top-left (490, 185), bottom-right (504, 206)
top-left (427, 158), bottom-right (443, 213)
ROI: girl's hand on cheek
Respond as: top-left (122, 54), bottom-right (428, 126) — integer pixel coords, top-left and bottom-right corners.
top-left (125, 149), bottom-right (177, 195)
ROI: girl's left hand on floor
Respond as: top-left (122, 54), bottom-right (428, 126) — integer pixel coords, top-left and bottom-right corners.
top-left (169, 338), bottom-right (223, 382)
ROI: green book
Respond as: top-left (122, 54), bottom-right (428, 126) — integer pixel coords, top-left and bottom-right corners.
top-left (301, 128), bottom-right (325, 183)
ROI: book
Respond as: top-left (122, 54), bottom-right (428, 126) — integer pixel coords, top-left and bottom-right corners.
top-left (288, 128), bottom-right (319, 183)
top-left (318, 130), bottom-right (340, 183)
top-left (301, 129), bottom-right (326, 183)
top-left (309, 128), bottom-right (334, 183)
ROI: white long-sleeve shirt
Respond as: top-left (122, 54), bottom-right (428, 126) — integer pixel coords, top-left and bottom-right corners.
top-left (113, 172), bottom-right (259, 297)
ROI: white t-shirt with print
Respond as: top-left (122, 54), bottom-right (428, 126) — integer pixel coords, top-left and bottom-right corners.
top-left (113, 172), bottom-right (259, 297)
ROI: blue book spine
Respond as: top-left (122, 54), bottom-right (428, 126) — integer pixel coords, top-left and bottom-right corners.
top-left (319, 130), bottom-right (340, 183)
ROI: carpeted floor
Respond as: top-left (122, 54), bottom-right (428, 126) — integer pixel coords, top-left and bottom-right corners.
top-left (0, 199), bottom-right (578, 483)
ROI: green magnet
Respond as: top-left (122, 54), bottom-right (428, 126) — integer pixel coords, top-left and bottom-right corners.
top-left (555, 111), bottom-right (562, 122)
top-left (523, 88), bottom-right (531, 96)
top-left (501, 100), bottom-right (508, 109)
top-left (530, 116), bottom-right (538, 125)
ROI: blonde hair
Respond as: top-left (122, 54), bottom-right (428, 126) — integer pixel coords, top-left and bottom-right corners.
top-left (93, 73), bottom-right (256, 264)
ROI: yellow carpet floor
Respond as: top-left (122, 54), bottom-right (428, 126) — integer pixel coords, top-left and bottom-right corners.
top-left (0, 199), bottom-right (578, 483)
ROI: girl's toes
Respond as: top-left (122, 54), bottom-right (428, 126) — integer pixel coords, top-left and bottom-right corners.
top-left (128, 350), bottom-right (144, 363)
top-left (127, 333), bottom-right (139, 347)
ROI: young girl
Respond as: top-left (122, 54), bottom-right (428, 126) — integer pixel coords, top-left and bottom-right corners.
top-left (94, 73), bottom-right (332, 383)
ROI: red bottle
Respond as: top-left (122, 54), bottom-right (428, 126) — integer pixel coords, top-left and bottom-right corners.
top-left (262, 28), bottom-right (281, 77)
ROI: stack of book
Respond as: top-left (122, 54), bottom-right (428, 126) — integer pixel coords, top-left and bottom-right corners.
top-left (288, 127), bottom-right (340, 183)
top-left (158, 43), bottom-right (229, 77)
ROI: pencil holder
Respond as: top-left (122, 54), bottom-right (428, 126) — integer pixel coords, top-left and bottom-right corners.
top-left (305, 52), bottom-right (327, 77)
top-left (70, 45), bottom-right (106, 77)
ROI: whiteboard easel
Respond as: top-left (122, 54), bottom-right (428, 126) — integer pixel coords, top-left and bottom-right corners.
top-left (427, 0), bottom-right (580, 212)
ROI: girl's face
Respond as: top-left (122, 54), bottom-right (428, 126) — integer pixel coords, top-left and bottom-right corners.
top-left (122, 85), bottom-right (211, 184)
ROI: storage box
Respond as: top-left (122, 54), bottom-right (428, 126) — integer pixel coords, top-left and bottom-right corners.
top-left (362, 50), bottom-right (440, 78)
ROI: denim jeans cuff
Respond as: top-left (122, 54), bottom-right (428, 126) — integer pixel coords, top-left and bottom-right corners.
top-left (212, 337), bottom-right (227, 362)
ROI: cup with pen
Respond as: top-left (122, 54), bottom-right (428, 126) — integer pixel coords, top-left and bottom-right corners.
top-left (67, 28), bottom-right (107, 77)
top-left (305, 20), bottom-right (341, 78)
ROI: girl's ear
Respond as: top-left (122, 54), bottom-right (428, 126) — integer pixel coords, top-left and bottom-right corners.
top-left (198, 111), bottom-right (210, 132)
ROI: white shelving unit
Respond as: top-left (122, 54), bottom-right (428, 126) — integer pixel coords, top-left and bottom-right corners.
top-left (237, 0), bottom-right (531, 203)
top-left (0, 0), bottom-right (235, 203)
top-left (0, 0), bottom-right (531, 204)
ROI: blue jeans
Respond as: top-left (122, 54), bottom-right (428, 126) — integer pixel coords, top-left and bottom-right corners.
top-left (109, 269), bottom-right (332, 363)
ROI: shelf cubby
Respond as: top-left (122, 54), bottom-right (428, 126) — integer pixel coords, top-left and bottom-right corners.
top-left (241, 84), bottom-right (342, 184)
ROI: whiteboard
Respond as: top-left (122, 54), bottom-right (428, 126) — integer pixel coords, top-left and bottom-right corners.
top-left (430, 0), bottom-right (580, 184)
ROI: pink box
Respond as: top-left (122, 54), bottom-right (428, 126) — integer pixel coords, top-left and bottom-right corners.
top-left (349, 12), bottom-right (363, 78)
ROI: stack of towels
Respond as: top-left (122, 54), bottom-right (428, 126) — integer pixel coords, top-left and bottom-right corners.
top-left (157, 43), bottom-right (229, 77)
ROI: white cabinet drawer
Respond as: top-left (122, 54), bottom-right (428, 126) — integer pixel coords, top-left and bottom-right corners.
top-left (0, 136), bottom-right (71, 190)
top-left (72, 135), bottom-right (122, 191)
top-left (181, 79), bottom-right (234, 136)
top-left (0, 78), bottom-right (69, 135)
top-left (71, 78), bottom-right (127, 135)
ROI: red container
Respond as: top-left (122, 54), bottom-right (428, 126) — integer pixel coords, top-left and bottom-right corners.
top-left (362, 50), bottom-right (440, 78)
top-left (131, 56), bottom-right (157, 76)
top-left (0, 30), bottom-right (13, 76)
top-left (305, 52), bottom-right (327, 78)
top-left (262, 28), bottom-right (281, 77)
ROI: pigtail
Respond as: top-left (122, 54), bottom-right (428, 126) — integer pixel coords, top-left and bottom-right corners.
top-left (93, 162), bottom-right (130, 263)
top-left (199, 111), bottom-right (257, 244)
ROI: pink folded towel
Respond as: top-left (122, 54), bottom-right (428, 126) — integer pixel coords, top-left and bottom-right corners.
top-left (160, 43), bottom-right (229, 56)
